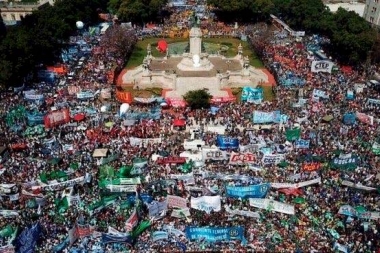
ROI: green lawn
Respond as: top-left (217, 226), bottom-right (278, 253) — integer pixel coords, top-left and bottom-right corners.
top-left (126, 37), bottom-right (264, 68)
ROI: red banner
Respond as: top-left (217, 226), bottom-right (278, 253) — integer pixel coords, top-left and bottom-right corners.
top-left (278, 188), bottom-right (303, 196)
top-left (116, 90), bottom-right (133, 103)
top-left (156, 157), bottom-right (186, 165)
top-left (302, 162), bottom-right (321, 172)
top-left (44, 109), bottom-right (70, 128)
top-left (229, 152), bottom-right (256, 164)
top-left (211, 96), bottom-right (236, 103)
top-left (76, 224), bottom-right (94, 238)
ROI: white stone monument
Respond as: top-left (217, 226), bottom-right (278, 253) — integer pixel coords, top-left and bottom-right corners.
top-left (189, 27), bottom-right (202, 56)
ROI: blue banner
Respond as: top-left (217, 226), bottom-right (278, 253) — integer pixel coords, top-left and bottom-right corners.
top-left (26, 111), bottom-right (45, 126)
top-left (346, 90), bottom-right (354, 100)
top-left (343, 113), bottom-right (356, 125)
top-left (241, 87), bottom-right (263, 104)
top-left (16, 223), bottom-right (42, 253)
top-left (210, 106), bottom-right (219, 115)
top-left (101, 233), bottom-right (133, 244)
top-left (127, 193), bottom-right (153, 204)
top-left (226, 183), bottom-right (270, 199)
top-left (216, 135), bottom-right (239, 150)
top-left (295, 139), bottom-right (310, 149)
top-left (185, 226), bottom-right (246, 243)
top-left (253, 111), bottom-right (281, 124)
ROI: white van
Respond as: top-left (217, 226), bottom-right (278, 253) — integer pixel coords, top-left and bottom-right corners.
top-left (183, 139), bottom-right (205, 151)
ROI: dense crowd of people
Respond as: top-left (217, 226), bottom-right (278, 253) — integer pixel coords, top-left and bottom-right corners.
top-left (1, 5), bottom-right (380, 253)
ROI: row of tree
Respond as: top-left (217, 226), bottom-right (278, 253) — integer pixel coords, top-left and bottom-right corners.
top-left (0, 0), bottom-right (108, 87)
top-left (208, 0), bottom-right (378, 65)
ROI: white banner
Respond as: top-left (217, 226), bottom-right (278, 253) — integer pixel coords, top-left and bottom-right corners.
top-left (225, 205), bottom-right (260, 218)
top-left (148, 200), bottom-right (168, 217)
top-left (40, 176), bottom-right (85, 191)
top-left (171, 208), bottom-right (191, 219)
top-left (67, 195), bottom-right (81, 206)
top-left (341, 180), bottom-right (377, 191)
top-left (0, 210), bottom-right (19, 218)
top-left (229, 152), bottom-right (256, 164)
top-left (129, 137), bottom-right (162, 147)
top-left (249, 198), bottom-right (295, 215)
top-left (21, 190), bottom-right (45, 198)
top-left (105, 184), bottom-right (136, 193)
top-left (201, 147), bottom-right (227, 161)
top-left (162, 225), bottom-right (186, 237)
top-left (190, 195), bottom-right (221, 214)
top-left (170, 173), bottom-right (195, 185)
top-left (271, 177), bottom-right (321, 189)
top-left (119, 178), bottom-right (141, 185)
top-left (9, 194), bottom-right (19, 201)
top-left (262, 154), bottom-right (284, 165)
top-left (311, 60), bottom-right (334, 73)
top-left (152, 231), bottom-right (169, 242)
top-left (167, 195), bottom-right (188, 209)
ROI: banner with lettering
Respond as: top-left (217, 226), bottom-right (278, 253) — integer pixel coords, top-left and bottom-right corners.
top-left (241, 87), bottom-right (263, 104)
top-left (129, 137), bottom-right (162, 147)
top-left (302, 162), bottom-right (321, 172)
top-left (252, 111), bottom-right (280, 124)
top-left (148, 200), bottom-right (168, 218)
top-left (101, 233), bottom-right (133, 245)
top-left (341, 180), bottom-right (376, 191)
top-left (202, 148), bottom-right (227, 161)
top-left (311, 60), bottom-right (334, 73)
top-left (76, 91), bottom-right (95, 100)
top-left (185, 226), bottom-right (246, 243)
top-left (44, 109), bottom-right (70, 128)
top-left (226, 183), bottom-right (269, 199)
top-left (330, 154), bottom-right (359, 170)
top-left (190, 195), bottom-right (221, 213)
top-left (225, 206), bottom-right (260, 218)
top-left (262, 154), bottom-right (285, 165)
top-left (229, 152), bottom-right (256, 164)
top-left (295, 139), bottom-right (310, 149)
top-left (170, 173), bottom-right (195, 185)
top-left (15, 223), bottom-right (42, 253)
top-left (216, 135), bottom-right (239, 150)
top-left (40, 176), bottom-right (85, 191)
top-left (167, 195), bottom-right (188, 209)
top-left (249, 198), bottom-right (295, 215)
top-left (271, 177), bottom-right (321, 189)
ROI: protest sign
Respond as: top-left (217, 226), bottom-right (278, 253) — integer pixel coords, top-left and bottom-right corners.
top-left (226, 184), bottom-right (270, 199)
top-left (190, 196), bottom-right (221, 213)
top-left (249, 198), bottom-right (295, 215)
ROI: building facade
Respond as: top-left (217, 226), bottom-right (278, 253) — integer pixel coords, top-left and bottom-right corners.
top-left (0, 0), bottom-right (53, 25)
top-left (363, 0), bottom-right (380, 26)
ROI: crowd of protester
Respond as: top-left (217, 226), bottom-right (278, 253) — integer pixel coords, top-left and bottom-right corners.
top-left (1, 6), bottom-right (380, 253)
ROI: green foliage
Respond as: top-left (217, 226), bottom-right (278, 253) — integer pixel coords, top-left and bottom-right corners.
top-left (208, 0), bottom-right (273, 21)
top-left (183, 89), bottom-right (212, 110)
top-left (115, 0), bottom-right (168, 24)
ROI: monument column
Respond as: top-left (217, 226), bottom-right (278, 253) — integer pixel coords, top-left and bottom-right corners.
top-left (189, 27), bottom-right (202, 56)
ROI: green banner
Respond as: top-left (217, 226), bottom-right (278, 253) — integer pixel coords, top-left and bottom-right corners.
top-left (285, 128), bottom-right (301, 141)
top-left (0, 225), bottom-right (15, 237)
top-left (372, 142), bottom-right (380, 155)
top-left (40, 171), bottom-right (68, 184)
top-left (330, 155), bottom-right (359, 170)
top-left (99, 165), bottom-right (115, 179)
top-left (55, 197), bottom-right (69, 213)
